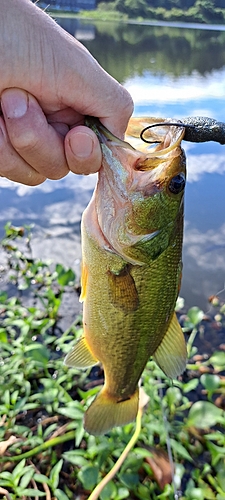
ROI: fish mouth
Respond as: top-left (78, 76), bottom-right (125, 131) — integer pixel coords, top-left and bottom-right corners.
top-left (85, 116), bottom-right (136, 151)
top-left (125, 117), bottom-right (185, 157)
top-left (85, 116), bottom-right (186, 264)
top-left (85, 115), bottom-right (185, 163)
top-left (86, 116), bottom-right (186, 197)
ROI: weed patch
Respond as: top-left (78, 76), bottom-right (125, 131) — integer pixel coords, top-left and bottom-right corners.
top-left (0, 224), bottom-right (225, 499)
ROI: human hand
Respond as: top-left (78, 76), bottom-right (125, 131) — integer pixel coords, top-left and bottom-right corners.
top-left (0, 0), bottom-right (133, 185)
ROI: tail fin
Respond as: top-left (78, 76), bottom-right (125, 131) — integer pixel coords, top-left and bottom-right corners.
top-left (84, 387), bottom-right (139, 435)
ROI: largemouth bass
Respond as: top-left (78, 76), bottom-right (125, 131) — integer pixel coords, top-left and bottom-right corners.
top-left (65, 117), bottom-right (187, 435)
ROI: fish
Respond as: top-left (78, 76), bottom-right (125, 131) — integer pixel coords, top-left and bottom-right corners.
top-left (65, 117), bottom-right (187, 435)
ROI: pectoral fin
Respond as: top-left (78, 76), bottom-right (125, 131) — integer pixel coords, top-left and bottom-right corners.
top-left (153, 312), bottom-right (187, 379)
top-left (108, 265), bottom-right (139, 312)
top-left (64, 336), bottom-right (98, 369)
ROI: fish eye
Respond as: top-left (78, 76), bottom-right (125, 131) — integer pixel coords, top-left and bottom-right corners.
top-left (168, 173), bottom-right (186, 194)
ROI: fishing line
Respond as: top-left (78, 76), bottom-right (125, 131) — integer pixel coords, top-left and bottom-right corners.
top-left (158, 379), bottom-right (182, 500)
top-left (87, 407), bottom-right (143, 500)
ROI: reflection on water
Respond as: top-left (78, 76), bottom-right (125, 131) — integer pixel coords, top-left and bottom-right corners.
top-left (1, 19), bottom-right (225, 311)
top-left (58, 18), bottom-right (225, 77)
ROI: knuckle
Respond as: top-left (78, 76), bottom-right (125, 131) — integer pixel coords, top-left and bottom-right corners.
top-left (122, 89), bottom-right (134, 118)
top-left (39, 159), bottom-right (69, 180)
top-left (26, 175), bottom-right (46, 186)
top-left (11, 130), bottom-right (39, 153)
top-left (46, 170), bottom-right (67, 180)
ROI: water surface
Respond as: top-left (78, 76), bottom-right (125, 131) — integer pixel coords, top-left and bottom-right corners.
top-left (1, 19), bottom-right (225, 311)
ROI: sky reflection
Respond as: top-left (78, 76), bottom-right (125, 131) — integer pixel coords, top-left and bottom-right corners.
top-left (125, 67), bottom-right (225, 108)
top-left (1, 21), bottom-right (225, 312)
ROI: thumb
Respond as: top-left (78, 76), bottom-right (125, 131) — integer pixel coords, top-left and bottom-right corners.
top-left (65, 125), bottom-right (102, 175)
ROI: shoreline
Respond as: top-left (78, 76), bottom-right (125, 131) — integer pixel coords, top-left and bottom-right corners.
top-left (50, 11), bottom-right (225, 31)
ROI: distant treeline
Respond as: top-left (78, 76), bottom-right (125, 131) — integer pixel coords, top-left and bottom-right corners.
top-left (96, 0), bottom-right (225, 23)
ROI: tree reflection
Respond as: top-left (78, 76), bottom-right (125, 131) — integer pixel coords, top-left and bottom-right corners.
top-left (80, 22), bottom-right (225, 82)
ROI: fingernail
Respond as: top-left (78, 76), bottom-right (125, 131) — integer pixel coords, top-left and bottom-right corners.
top-left (69, 132), bottom-right (94, 158)
top-left (1, 89), bottom-right (28, 119)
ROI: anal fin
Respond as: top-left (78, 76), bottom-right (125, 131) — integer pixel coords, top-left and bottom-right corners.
top-left (153, 312), bottom-right (187, 379)
top-left (64, 336), bottom-right (98, 369)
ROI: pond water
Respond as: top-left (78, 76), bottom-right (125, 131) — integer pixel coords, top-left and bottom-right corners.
top-left (1, 18), bottom-right (225, 312)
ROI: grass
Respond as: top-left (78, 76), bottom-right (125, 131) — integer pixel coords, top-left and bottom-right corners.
top-left (0, 223), bottom-right (225, 499)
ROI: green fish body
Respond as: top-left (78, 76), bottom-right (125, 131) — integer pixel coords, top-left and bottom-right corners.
top-left (65, 117), bottom-right (187, 435)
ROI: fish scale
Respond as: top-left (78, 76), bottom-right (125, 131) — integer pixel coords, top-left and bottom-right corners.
top-left (65, 117), bottom-right (187, 435)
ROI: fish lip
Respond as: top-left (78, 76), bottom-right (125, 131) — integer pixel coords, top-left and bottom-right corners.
top-left (85, 115), bottom-right (136, 151)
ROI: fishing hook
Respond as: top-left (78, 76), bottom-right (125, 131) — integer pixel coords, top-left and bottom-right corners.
top-left (140, 117), bottom-right (225, 145)
top-left (140, 121), bottom-right (193, 144)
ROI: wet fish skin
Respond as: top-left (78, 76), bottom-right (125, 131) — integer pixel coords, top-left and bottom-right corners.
top-left (65, 117), bottom-right (187, 435)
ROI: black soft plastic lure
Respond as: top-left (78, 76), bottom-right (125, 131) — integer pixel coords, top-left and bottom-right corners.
top-left (140, 116), bottom-right (225, 145)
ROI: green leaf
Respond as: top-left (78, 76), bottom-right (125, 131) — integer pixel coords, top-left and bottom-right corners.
top-left (43, 423), bottom-right (58, 439)
top-left (75, 423), bottom-right (85, 448)
top-left (166, 386), bottom-right (182, 407)
top-left (0, 479), bottom-right (13, 488)
top-left (157, 484), bottom-right (174, 499)
top-left (0, 291), bottom-right (8, 303)
top-left (62, 451), bottom-right (89, 467)
top-left (49, 459), bottom-right (63, 490)
top-left (119, 472), bottom-right (140, 488)
top-left (54, 489), bottom-right (70, 500)
top-left (33, 473), bottom-right (51, 485)
top-left (182, 378), bottom-right (199, 393)
top-left (19, 468), bottom-right (34, 489)
top-left (188, 306), bottom-right (204, 325)
top-left (206, 441), bottom-right (225, 466)
top-left (57, 404), bottom-right (84, 420)
top-left (25, 344), bottom-right (50, 364)
top-left (185, 486), bottom-right (204, 500)
top-left (20, 488), bottom-right (46, 497)
top-left (55, 264), bottom-right (75, 286)
top-left (187, 401), bottom-right (224, 429)
top-left (170, 438), bottom-right (193, 462)
top-left (135, 483), bottom-right (152, 499)
top-left (14, 397), bottom-right (27, 411)
top-left (0, 328), bottom-right (7, 342)
top-left (12, 459), bottom-right (26, 483)
top-left (200, 374), bottom-right (220, 393)
top-left (185, 306), bottom-right (204, 328)
top-left (217, 467), bottom-right (225, 491)
top-left (133, 447), bottom-right (154, 459)
top-left (78, 465), bottom-right (99, 491)
top-left (0, 471), bottom-right (12, 478)
top-left (209, 351), bottom-right (225, 371)
top-left (100, 480), bottom-right (117, 500)
top-left (116, 487), bottom-right (130, 499)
